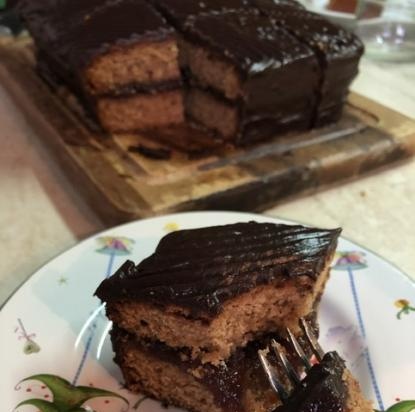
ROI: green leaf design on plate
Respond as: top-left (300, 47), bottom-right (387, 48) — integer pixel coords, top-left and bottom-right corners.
top-left (386, 401), bottom-right (415, 412)
top-left (17, 374), bottom-right (128, 411)
top-left (15, 399), bottom-right (60, 412)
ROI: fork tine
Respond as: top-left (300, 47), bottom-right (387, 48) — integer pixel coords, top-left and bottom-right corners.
top-left (258, 350), bottom-right (289, 402)
top-left (270, 339), bottom-right (302, 387)
top-left (300, 317), bottom-right (324, 361)
top-left (286, 328), bottom-right (312, 370)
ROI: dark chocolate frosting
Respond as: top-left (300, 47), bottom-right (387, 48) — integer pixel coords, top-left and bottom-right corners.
top-left (275, 352), bottom-right (348, 412)
top-left (257, 5), bottom-right (364, 63)
top-left (152, 0), bottom-right (303, 30)
top-left (152, 0), bottom-right (252, 29)
top-left (184, 11), bottom-right (314, 79)
top-left (95, 222), bottom-right (341, 318)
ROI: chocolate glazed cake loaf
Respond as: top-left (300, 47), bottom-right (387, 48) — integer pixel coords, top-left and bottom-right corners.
top-left (95, 222), bottom-right (372, 412)
top-left (17, 0), bottom-right (184, 132)
top-left (96, 222), bottom-right (341, 364)
top-left (17, 0), bottom-right (363, 145)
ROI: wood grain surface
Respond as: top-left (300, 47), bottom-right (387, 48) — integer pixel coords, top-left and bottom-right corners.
top-left (1, 37), bottom-right (415, 224)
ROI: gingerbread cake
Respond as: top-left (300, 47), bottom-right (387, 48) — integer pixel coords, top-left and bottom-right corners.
top-left (95, 221), bottom-right (373, 412)
top-left (16, 0), bottom-right (363, 145)
top-left (96, 221), bottom-right (341, 364)
top-left (179, 11), bottom-right (320, 144)
top-left (253, 3), bottom-right (365, 125)
top-left (17, 0), bottom-right (184, 132)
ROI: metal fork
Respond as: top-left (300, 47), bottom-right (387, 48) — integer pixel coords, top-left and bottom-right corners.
top-left (258, 318), bottom-right (325, 402)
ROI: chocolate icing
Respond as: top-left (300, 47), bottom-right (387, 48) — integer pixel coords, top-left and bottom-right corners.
top-left (152, 0), bottom-right (303, 30)
top-left (112, 327), bottom-right (347, 412)
top-left (152, 0), bottom-right (252, 30)
top-left (95, 222), bottom-right (341, 318)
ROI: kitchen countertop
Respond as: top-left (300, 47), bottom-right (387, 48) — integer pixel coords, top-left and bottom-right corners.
top-left (1, 57), bottom-right (414, 306)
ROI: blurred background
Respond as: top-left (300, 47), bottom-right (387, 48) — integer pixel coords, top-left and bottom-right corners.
top-left (302, 0), bottom-right (415, 61)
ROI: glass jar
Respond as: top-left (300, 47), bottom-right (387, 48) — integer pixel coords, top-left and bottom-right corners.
top-left (355, 0), bottom-right (415, 61)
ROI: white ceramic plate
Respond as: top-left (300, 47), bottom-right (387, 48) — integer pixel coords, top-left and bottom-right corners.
top-left (2, 211), bottom-right (415, 412)
top-left (299, 0), bottom-right (357, 30)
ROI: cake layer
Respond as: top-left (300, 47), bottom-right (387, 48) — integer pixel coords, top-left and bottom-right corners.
top-left (84, 39), bottom-right (181, 96)
top-left (185, 88), bottom-right (239, 138)
top-left (97, 90), bottom-right (184, 133)
top-left (185, 87), bottom-right (312, 142)
top-left (179, 39), bottom-right (242, 100)
top-left (112, 327), bottom-right (278, 412)
top-left (112, 327), bottom-right (372, 412)
top-left (179, 11), bottom-right (320, 143)
top-left (96, 222), bottom-right (341, 363)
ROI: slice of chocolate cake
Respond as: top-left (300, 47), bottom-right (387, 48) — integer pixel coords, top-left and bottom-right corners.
top-left (111, 327), bottom-right (372, 412)
top-left (253, 3), bottom-right (364, 126)
top-left (178, 11), bottom-right (320, 144)
top-left (96, 222), bottom-right (341, 364)
top-left (18, 0), bottom-right (184, 132)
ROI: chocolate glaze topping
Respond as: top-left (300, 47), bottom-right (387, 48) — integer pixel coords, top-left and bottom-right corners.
top-left (184, 11), bottom-right (315, 80)
top-left (95, 222), bottom-right (341, 318)
top-left (257, 5), bottom-right (364, 62)
top-left (152, 0), bottom-right (252, 30)
top-left (152, 0), bottom-right (304, 31)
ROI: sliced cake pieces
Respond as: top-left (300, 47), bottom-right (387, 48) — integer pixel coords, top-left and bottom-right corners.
top-left (96, 222), bottom-right (341, 364)
top-left (18, 0), bottom-right (363, 143)
top-left (18, 0), bottom-right (184, 132)
top-left (180, 12), bottom-right (320, 144)
top-left (253, 2), bottom-right (364, 125)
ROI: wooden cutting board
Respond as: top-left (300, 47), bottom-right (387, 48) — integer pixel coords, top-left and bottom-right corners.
top-left (1, 37), bottom-right (415, 225)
